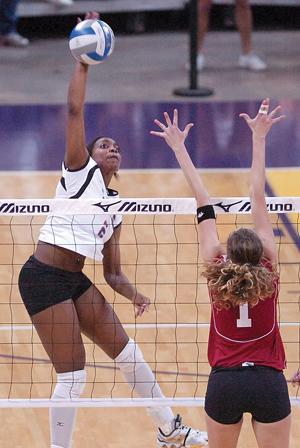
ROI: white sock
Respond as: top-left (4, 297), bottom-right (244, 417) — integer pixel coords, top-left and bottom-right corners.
top-left (115, 338), bottom-right (174, 429)
top-left (50, 369), bottom-right (86, 448)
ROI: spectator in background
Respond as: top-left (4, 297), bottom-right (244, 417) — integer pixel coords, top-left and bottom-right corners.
top-left (0, 0), bottom-right (29, 47)
top-left (196, 0), bottom-right (267, 71)
top-left (0, 0), bottom-right (73, 48)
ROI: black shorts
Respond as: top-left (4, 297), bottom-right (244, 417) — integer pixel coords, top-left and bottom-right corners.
top-left (205, 365), bottom-right (291, 424)
top-left (18, 256), bottom-right (93, 316)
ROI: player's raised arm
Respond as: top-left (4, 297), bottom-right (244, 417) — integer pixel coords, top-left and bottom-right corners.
top-left (151, 109), bottom-right (223, 262)
top-left (240, 98), bottom-right (286, 265)
top-left (65, 12), bottom-right (100, 170)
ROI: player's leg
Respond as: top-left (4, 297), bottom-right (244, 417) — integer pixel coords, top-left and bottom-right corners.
top-left (235, 0), bottom-right (252, 54)
top-left (32, 300), bottom-right (85, 373)
top-left (251, 368), bottom-right (291, 448)
top-left (205, 413), bottom-right (242, 448)
top-left (75, 284), bottom-right (208, 446)
top-left (18, 256), bottom-right (87, 448)
top-left (74, 285), bottom-right (174, 424)
top-left (31, 301), bottom-right (86, 448)
top-left (235, 0), bottom-right (266, 70)
top-left (195, 0), bottom-right (213, 70)
top-left (198, 0), bottom-right (213, 52)
top-left (204, 368), bottom-right (245, 448)
top-left (252, 415), bottom-right (291, 448)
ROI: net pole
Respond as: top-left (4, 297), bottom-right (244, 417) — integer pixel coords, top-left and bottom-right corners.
top-left (173, 0), bottom-right (214, 97)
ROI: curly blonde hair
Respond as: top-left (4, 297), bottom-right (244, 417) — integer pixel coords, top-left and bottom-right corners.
top-left (202, 228), bottom-right (278, 310)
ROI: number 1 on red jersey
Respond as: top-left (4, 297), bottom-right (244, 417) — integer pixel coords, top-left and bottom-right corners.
top-left (237, 303), bottom-right (252, 328)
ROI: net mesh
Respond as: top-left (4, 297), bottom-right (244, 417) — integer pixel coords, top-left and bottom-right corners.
top-left (0, 197), bottom-right (299, 407)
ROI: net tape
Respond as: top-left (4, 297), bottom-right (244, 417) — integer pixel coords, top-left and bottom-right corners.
top-left (0, 196), bottom-right (299, 215)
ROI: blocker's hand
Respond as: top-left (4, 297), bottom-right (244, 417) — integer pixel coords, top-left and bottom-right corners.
top-left (151, 109), bottom-right (194, 153)
top-left (132, 292), bottom-right (150, 318)
top-left (239, 98), bottom-right (286, 139)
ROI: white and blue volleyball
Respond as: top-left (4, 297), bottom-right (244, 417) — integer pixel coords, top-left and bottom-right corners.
top-left (69, 19), bottom-right (115, 65)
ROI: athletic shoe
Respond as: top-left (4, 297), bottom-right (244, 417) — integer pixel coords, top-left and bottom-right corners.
top-left (185, 54), bottom-right (205, 71)
top-left (238, 53), bottom-right (267, 71)
top-left (157, 414), bottom-right (208, 447)
top-left (0, 32), bottom-right (29, 47)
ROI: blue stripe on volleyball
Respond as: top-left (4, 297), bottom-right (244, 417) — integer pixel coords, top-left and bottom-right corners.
top-left (104, 28), bottom-right (112, 57)
top-left (69, 27), bottom-right (96, 39)
top-left (100, 22), bottom-right (113, 57)
top-left (86, 51), bottom-right (104, 61)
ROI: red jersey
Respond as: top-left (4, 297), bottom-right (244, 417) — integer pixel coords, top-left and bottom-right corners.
top-left (207, 257), bottom-right (286, 371)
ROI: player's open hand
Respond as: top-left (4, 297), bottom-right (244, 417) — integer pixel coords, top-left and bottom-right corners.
top-left (151, 109), bottom-right (194, 153)
top-left (132, 292), bottom-right (150, 318)
top-left (239, 98), bottom-right (286, 139)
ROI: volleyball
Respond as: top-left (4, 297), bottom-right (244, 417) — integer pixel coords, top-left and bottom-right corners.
top-left (69, 19), bottom-right (115, 65)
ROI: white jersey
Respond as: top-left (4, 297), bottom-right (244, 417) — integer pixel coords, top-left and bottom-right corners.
top-left (39, 157), bottom-right (122, 261)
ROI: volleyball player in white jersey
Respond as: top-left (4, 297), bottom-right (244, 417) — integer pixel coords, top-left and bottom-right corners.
top-left (151, 101), bottom-right (298, 448)
top-left (18, 11), bottom-right (208, 448)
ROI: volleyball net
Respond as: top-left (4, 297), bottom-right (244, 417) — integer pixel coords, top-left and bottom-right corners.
top-left (0, 197), bottom-right (299, 408)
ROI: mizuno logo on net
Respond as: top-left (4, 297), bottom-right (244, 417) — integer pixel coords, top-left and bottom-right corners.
top-left (93, 200), bottom-right (173, 213)
top-left (214, 200), bottom-right (293, 213)
top-left (0, 203), bottom-right (50, 214)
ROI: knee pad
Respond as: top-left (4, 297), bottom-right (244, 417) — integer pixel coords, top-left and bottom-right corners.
top-left (115, 338), bottom-right (145, 374)
top-left (53, 369), bottom-right (86, 399)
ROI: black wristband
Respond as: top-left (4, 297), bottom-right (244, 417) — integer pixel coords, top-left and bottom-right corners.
top-left (197, 205), bottom-right (216, 223)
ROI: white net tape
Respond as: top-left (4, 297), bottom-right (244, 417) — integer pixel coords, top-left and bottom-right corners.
top-left (0, 196), bottom-right (299, 215)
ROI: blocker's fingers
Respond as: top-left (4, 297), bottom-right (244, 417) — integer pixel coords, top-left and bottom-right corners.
top-left (272, 115), bottom-right (286, 123)
top-left (173, 109), bottom-right (178, 127)
top-left (150, 131), bottom-right (165, 138)
top-left (268, 105), bottom-right (281, 118)
top-left (164, 112), bottom-right (172, 127)
top-left (258, 99), bottom-right (270, 115)
top-left (183, 123), bottom-right (194, 134)
top-left (153, 119), bottom-right (167, 131)
top-left (239, 113), bottom-right (251, 123)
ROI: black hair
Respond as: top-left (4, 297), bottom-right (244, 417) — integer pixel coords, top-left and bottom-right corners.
top-left (87, 136), bottom-right (104, 156)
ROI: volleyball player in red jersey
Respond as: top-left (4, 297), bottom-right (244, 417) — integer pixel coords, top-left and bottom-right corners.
top-left (151, 99), bottom-right (297, 448)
